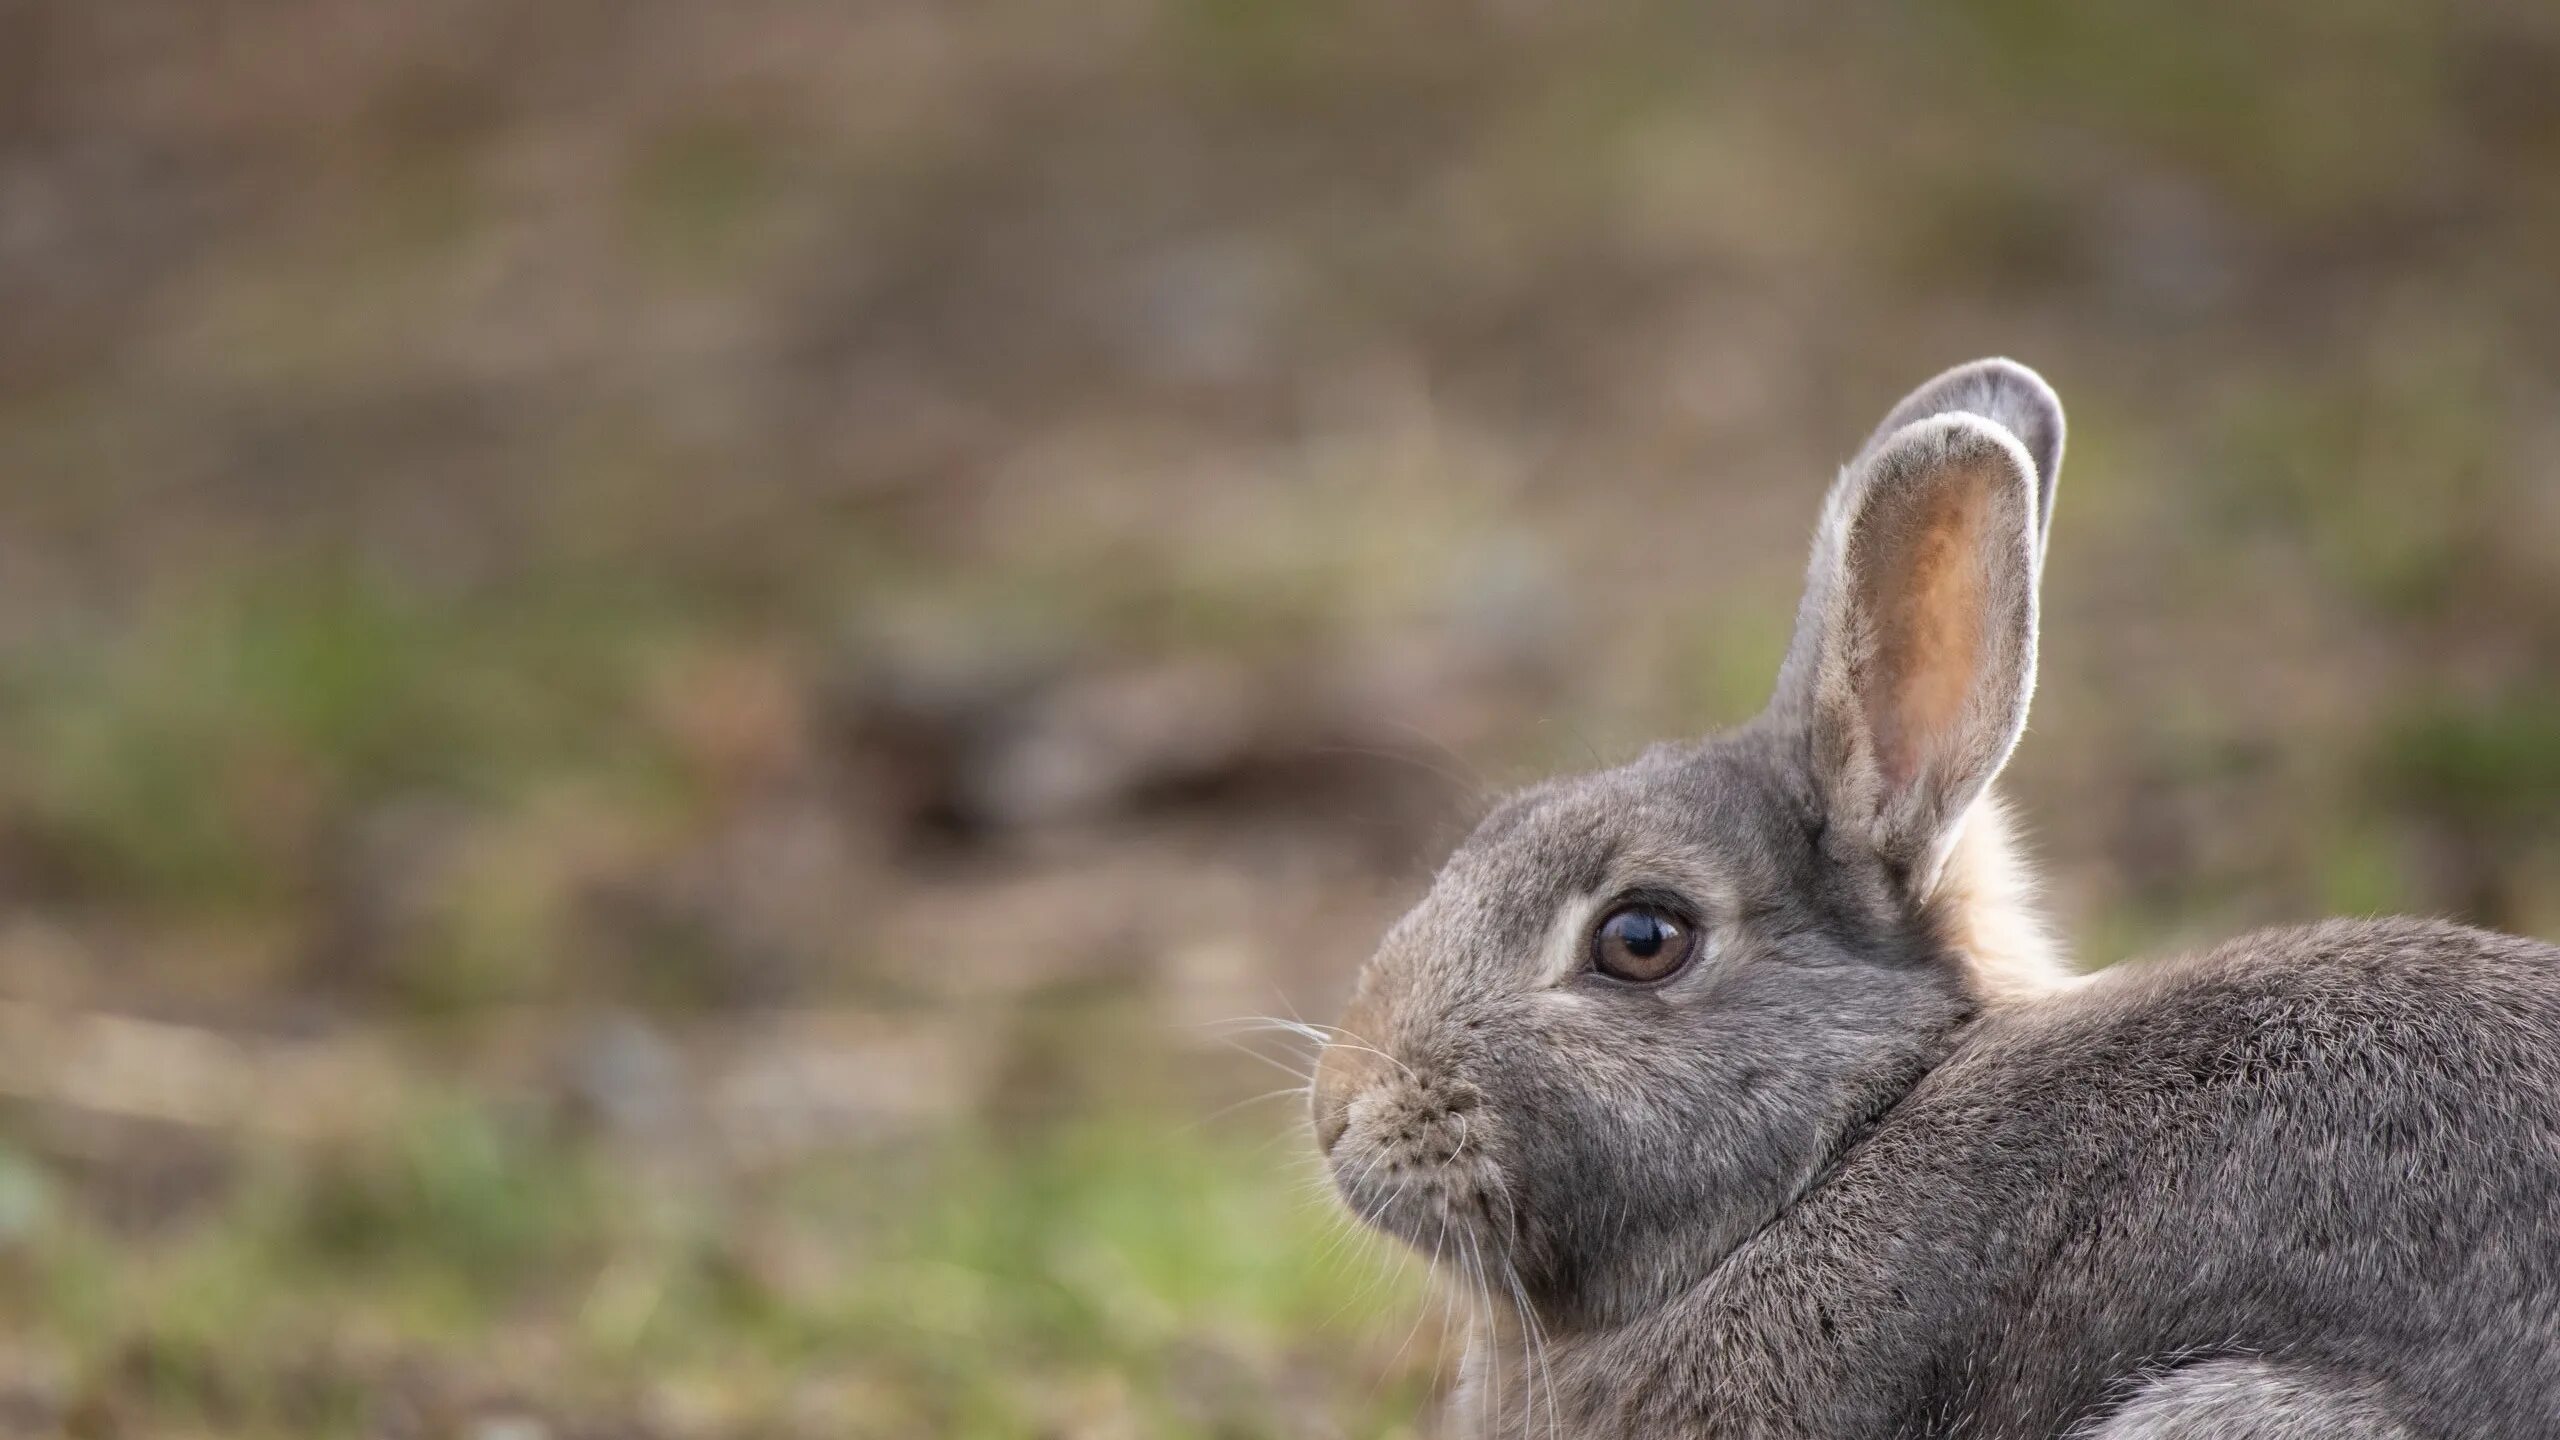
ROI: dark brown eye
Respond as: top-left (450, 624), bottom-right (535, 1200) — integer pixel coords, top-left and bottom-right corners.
top-left (1590, 905), bottom-right (1697, 983)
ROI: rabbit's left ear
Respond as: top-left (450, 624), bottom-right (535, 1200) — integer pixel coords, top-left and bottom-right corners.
top-left (1772, 404), bottom-right (2045, 889)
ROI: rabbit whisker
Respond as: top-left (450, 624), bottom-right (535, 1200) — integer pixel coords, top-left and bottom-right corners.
top-left (1186, 1084), bottom-right (1313, 1133)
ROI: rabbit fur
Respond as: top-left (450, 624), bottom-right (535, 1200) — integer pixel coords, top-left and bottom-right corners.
top-left (1311, 359), bottom-right (2560, 1438)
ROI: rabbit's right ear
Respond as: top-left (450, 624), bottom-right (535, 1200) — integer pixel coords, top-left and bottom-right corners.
top-left (1769, 401), bottom-right (2047, 892)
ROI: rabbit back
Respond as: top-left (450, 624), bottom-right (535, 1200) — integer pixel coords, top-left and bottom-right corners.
top-left (1611, 916), bottom-right (2560, 1437)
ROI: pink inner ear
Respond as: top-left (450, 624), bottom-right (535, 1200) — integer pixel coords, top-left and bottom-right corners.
top-left (1857, 458), bottom-right (1996, 793)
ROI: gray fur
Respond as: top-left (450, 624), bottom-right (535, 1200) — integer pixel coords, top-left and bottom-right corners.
top-left (1311, 359), bottom-right (2560, 1438)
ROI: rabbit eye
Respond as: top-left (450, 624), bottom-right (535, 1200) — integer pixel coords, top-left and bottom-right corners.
top-left (1590, 905), bottom-right (1696, 983)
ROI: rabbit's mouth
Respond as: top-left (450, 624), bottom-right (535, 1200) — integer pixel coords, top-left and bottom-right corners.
top-left (1321, 1075), bottom-right (1516, 1275)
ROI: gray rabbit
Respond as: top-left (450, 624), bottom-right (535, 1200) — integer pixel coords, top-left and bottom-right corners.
top-left (1311, 359), bottom-right (2560, 1438)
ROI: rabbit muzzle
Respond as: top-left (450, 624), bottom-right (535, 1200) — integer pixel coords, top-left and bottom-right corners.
top-left (1316, 1047), bottom-right (1509, 1264)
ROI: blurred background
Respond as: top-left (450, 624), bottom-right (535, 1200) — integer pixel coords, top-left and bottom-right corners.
top-left (1, 1), bottom-right (2557, 1435)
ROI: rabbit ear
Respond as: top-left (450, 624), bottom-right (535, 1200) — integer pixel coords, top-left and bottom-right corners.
top-left (1772, 410), bottom-right (2043, 887)
top-left (1856, 358), bottom-right (2063, 568)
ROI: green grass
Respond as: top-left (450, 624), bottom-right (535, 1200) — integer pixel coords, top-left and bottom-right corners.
top-left (0, 563), bottom-right (696, 913)
top-left (0, 1099), bottom-right (1436, 1438)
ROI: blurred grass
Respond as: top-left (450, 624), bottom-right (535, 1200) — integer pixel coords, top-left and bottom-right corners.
top-left (0, 566), bottom-right (687, 913)
top-left (0, 1099), bottom-right (1428, 1438)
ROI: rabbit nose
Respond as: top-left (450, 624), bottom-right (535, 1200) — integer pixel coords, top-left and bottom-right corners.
top-left (1312, 1039), bottom-right (1387, 1154)
top-left (1314, 1090), bottom-right (1351, 1154)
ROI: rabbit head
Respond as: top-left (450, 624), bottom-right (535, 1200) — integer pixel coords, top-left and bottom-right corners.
top-left (1312, 360), bottom-right (2074, 1329)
